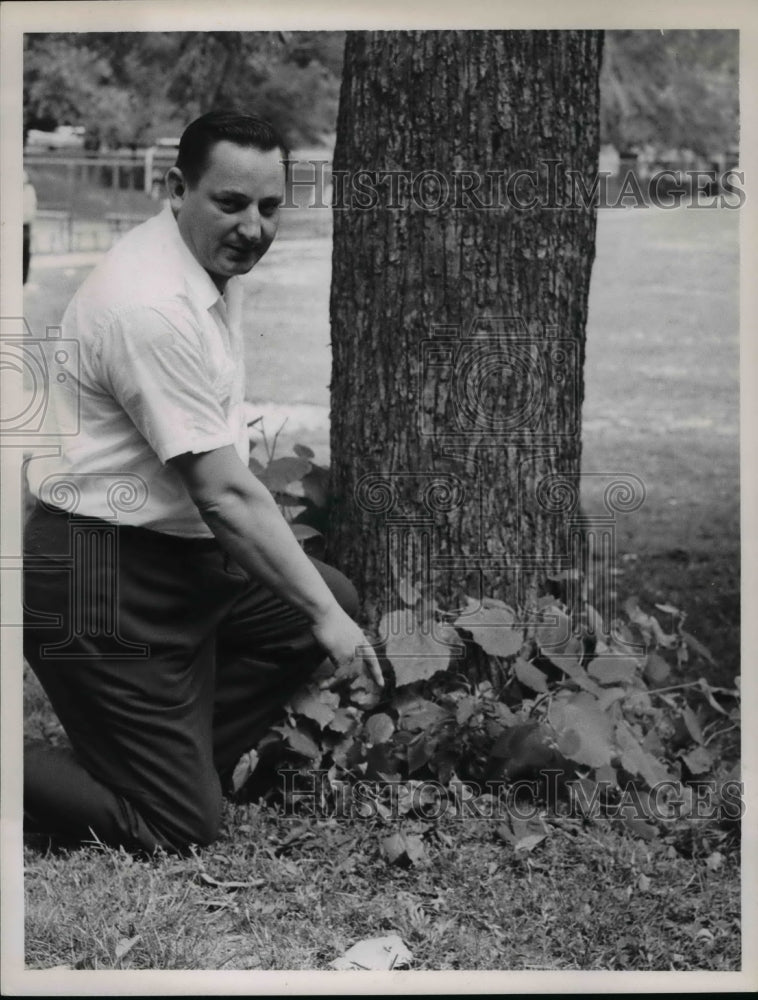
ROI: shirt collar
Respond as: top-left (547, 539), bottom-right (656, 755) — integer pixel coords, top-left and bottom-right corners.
top-left (157, 202), bottom-right (238, 314)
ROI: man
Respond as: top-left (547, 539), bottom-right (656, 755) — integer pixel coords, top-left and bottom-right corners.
top-left (24, 110), bottom-right (381, 853)
top-left (23, 168), bottom-right (37, 284)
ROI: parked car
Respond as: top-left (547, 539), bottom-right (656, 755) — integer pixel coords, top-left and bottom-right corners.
top-left (26, 126), bottom-right (85, 150)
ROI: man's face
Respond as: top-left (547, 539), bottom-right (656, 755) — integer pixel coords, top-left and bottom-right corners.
top-left (169, 140), bottom-right (285, 289)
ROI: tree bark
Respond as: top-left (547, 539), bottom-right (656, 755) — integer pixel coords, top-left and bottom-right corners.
top-left (328, 30), bottom-right (604, 629)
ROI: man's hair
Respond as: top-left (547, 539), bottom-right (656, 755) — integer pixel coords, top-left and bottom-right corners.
top-left (176, 109), bottom-right (287, 187)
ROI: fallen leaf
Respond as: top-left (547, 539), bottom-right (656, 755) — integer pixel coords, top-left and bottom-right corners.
top-left (705, 851), bottom-right (724, 871)
top-left (514, 832), bottom-right (545, 854)
top-left (197, 872), bottom-right (266, 891)
top-left (637, 873), bottom-right (651, 892)
top-left (330, 934), bottom-right (413, 971)
top-left (382, 831), bottom-right (425, 867)
top-left (114, 935), bottom-right (141, 961)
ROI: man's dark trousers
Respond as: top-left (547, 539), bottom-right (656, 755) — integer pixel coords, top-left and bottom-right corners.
top-left (23, 502), bottom-right (357, 852)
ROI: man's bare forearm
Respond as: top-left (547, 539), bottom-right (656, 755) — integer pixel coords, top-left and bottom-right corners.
top-left (197, 481), bottom-right (339, 624)
top-left (169, 446), bottom-right (383, 681)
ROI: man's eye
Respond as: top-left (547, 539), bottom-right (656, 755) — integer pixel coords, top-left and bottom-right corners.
top-left (217, 200), bottom-right (241, 212)
top-left (261, 203), bottom-right (281, 217)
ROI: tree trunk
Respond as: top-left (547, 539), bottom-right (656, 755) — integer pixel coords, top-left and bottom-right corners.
top-left (328, 30), bottom-right (604, 629)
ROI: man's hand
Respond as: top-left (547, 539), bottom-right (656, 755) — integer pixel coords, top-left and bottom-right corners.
top-left (311, 605), bottom-right (384, 689)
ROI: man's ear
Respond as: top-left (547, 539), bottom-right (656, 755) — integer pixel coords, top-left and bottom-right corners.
top-left (165, 167), bottom-right (188, 209)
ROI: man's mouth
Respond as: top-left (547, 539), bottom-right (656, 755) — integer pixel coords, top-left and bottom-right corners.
top-left (225, 244), bottom-right (258, 256)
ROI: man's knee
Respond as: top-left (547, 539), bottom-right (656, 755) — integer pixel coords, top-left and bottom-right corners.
top-left (157, 778), bottom-right (224, 850)
top-left (312, 560), bottom-right (360, 620)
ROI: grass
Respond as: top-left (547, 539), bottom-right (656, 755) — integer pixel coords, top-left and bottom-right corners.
top-left (19, 199), bottom-right (741, 972)
top-left (23, 796), bottom-right (741, 972)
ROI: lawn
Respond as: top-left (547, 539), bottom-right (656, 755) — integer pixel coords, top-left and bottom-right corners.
top-left (19, 199), bottom-right (742, 974)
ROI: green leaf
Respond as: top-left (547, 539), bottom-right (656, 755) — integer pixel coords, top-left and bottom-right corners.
top-left (596, 686), bottom-right (626, 712)
top-left (349, 675), bottom-right (382, 710)
top-left (535, 606), bottom-right (573, 654)
top-left (327, 708), bottom-right (360, 734)
top-left (682, 705), bottom-right (704, 744)
top-left (397, 576), bottom-right (422, 607)
top-left (284, 727), bottom-right (321, 760)
top-left (256, 456), bottom-right (312, 492)
top-left (248, 456), bottom-right (266, 475)
top-left (681, 745), bottom-right (713, 774)
top-left (550, 655), bottom-right (602, 695)
top-left (407, 734), bottom-right (433, 774)
top-left (615, 719), bottom-right (674, 787)
top-left (301, 465), bottom-right (329, 509)
top-left (455, 695), bottom-right (479, 726)
top-left (231, 749), bottom-right (259, 793)
top-left (290, 523), bottom-right (323, 542)
top-left (513, 657), bottom-right (549, 693)
top-left (364, 713), bottom-right (395, 745)
top-left (293, 443), bottom-right (315, 459)
top-left (596, 763), bottom-right (618, 787)
top-left (654, 602), bottom-right (681, 615)
top-left (583, 603), bottom-right (606, 635)
top-left (454, 600), bottom-right (523, 659)
top-left (548, 693), bottom-right (615, 768)
top-left (682, 631), bottom-right (716, 665)
top-left (587, 656), bottom-right (639, 686)
top-left (393, 693), bottom-right (448, 732)
top-left (287, 685), bottom-right (338, 729)
top-left (381, 610), bottom-right (454, 687)
top-left (624, 598), bottom-right (677, 647)
top-left (272, 491), bottom-right (306, 507)
top-left (698, 677), bottom-right (729, 715)
top-left (644, 651), bottom-right (671, 685)
top-left (488, 701), bottom-right (517, 726)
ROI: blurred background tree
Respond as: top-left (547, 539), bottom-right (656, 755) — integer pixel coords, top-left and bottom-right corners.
top-left (600, 30), bottom-right (739, 155)
top-left (23, 31), bottom-right (343, 150)
top-left (24, 29), bottom-right (738, 155)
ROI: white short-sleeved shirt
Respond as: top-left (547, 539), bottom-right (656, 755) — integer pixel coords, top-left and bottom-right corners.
top-left (28, 205), bottom-right (250, 537)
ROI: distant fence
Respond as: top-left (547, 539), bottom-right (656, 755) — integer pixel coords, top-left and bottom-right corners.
top-left (25, 149), bottom-right (174, 254)
top-left (24, 149), bottom-right (333, 253)
top-left (27, 148), bottom-right (735, 256)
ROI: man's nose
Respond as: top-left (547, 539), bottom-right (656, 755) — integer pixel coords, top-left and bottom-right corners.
top-left (237, 206), bottom-right (261, 241)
